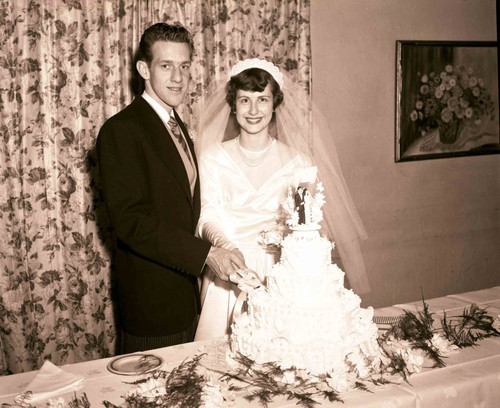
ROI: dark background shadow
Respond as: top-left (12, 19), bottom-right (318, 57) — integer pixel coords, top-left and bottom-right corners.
top-left (86, 144), bottom-right (119, 356)
top-left (85, 48), bottom-right (145, 356)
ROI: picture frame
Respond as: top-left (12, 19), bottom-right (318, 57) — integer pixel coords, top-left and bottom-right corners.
top-left (395, 40), bottom-right (499, 162)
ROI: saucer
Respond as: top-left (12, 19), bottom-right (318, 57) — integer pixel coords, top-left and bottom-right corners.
top-left (107, 353), bottom-right (164, 375)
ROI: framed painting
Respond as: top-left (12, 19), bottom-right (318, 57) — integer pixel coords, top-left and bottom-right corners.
top-left (395, 40), bottom-right (499, 162)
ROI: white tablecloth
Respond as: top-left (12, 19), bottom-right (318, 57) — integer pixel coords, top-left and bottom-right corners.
top-left (1, 287), bottom-right (499, 407)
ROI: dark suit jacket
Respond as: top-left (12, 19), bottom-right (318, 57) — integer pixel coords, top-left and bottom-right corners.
top-left (97, 96), bottom-right (211, 337)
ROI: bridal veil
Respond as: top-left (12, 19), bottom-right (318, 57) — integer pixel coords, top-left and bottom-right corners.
top-left (195, 61), bottom-right (371, 294)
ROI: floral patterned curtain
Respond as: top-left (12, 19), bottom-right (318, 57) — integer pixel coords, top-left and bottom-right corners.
top-left (0, 0), bottom-right (311, 375)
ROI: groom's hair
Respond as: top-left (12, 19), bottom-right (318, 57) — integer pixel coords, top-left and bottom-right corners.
top-left (226, 68), bottom-right (284, 112)
top-left (138, 23), bottom-right (194, 65)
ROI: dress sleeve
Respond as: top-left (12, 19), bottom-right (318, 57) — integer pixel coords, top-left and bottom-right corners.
top-left (197, 148), bottom-right (236, 250)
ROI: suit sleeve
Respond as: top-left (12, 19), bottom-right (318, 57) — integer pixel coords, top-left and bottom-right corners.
top-left (97, 118), bottom-right (210, 277)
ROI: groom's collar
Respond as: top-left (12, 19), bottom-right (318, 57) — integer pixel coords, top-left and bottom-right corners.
top-left (141, 91), bottom-right (176, 123)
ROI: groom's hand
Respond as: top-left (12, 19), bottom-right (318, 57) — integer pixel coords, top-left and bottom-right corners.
top-left (205, 247), bottom-right (246, 281)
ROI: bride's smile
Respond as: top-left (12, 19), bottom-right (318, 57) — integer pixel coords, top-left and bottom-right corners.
top-left (245, 117), bottom-right (264, 124)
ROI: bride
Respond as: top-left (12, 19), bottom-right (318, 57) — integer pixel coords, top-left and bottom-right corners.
top-left (194, 59), bottom-right (369, 341)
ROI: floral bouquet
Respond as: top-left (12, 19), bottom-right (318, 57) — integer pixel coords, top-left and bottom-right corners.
top-left (32, 304), bottom-right (500, 408)
top-left (102, 354), bottom-right (235, 408)
top-left (257, 209), bottom-right (289, 263)
top-left (410, 64), bottom-right (496, 144)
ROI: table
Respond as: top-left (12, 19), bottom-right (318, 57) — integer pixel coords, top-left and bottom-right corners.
top-left (1, 287), bottom-right (499, 407)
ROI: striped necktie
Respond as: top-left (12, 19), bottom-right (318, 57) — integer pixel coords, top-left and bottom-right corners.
top-left (168, 115), bottom-right (191, 159)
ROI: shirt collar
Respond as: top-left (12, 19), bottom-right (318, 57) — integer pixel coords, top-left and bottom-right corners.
top-left (141, 91), bottom-right (175, 123)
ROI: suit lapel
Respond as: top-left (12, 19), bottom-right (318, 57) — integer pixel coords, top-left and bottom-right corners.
top-left (132, 97), bottom-right (193, 207)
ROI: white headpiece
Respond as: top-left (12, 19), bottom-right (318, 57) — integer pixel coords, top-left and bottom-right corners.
top-left (229, 58), bottom-right (284, 89)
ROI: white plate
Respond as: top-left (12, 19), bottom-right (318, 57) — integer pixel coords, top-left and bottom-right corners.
top-left (107, 353), bottom-right (164, 375)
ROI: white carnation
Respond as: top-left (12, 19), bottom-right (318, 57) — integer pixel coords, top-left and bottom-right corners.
top-left (127, 377), bottom-right (165, 399)
top-left (325, 369), bottom-right (350, 393)
top-left (403, 347), bottom-right (425, 374)
top-left (429, 333), bottom-right (458, 355)
top-left (201, 382), bottom-right (225, 408)
top-left (47, 397), bottom-right (66, 408)
top-left (347, 350), bottom-right (371, 378)
top-left (383, 336), bottom-right (425, 374)
top-left (281, 370), bottom-right (296, 384)
top-left (259, 229), bottom-right (282, 246)
top-left (492, 315), bottom-right (500, 331)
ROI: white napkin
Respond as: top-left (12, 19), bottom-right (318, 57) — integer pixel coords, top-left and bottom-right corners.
top-left (14, 360), bottom-right (85, 404)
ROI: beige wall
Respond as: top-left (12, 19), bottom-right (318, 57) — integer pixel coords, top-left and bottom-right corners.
top-left (311, 0), bottom-right (500, 308)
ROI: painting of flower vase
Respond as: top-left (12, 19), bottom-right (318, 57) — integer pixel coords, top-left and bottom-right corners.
top-left (395, 41), bottom-right (499, 162)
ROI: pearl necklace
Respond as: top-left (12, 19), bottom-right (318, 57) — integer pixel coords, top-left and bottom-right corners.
top-left (235, 136), bottom-right (275, 167)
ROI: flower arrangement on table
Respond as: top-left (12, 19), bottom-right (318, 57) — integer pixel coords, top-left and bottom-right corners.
top-left (220, 301), bottom-right (499, 407)
top-left (410, 64), bottom-right (496, 145)
top-left (100, 354), bottom-right (234, 408)
top-left (37, 300), bottom-right (500, 408)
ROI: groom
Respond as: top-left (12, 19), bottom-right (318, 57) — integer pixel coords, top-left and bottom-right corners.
top-left (97, 23), bottom-right (245, 353)
top-left (294, 186), bottom-right (306, 225)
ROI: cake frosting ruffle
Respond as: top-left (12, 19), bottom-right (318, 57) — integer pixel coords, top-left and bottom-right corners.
top-left (229, 184), bottom-right (383, 391)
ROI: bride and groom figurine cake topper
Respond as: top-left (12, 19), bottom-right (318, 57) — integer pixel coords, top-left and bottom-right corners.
top-left (287, 180), bottom-right (325, 231)
top-left (256, 177), bottom-right (325, 254)
top-left (294, 186), bottom-right (308, 225)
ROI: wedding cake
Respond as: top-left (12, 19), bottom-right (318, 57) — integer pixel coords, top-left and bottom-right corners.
top-left (229, 182), bottom-right (383, 391)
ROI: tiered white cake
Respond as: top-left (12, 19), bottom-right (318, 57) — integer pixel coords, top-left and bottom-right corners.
top-left (230, 183), bottom-right (382, 390)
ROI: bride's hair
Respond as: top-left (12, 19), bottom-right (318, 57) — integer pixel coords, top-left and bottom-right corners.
top-left (226, 68), bottom-right (284, 111)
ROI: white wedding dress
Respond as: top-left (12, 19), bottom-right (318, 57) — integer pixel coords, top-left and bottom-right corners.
top-left (194, 139), bottom-right (314, 341)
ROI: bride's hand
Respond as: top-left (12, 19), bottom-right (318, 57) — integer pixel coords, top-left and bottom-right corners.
top-left (230, 268), bottom-right (262, 292)
top-left (205, 246), bottom-right (246, 282)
